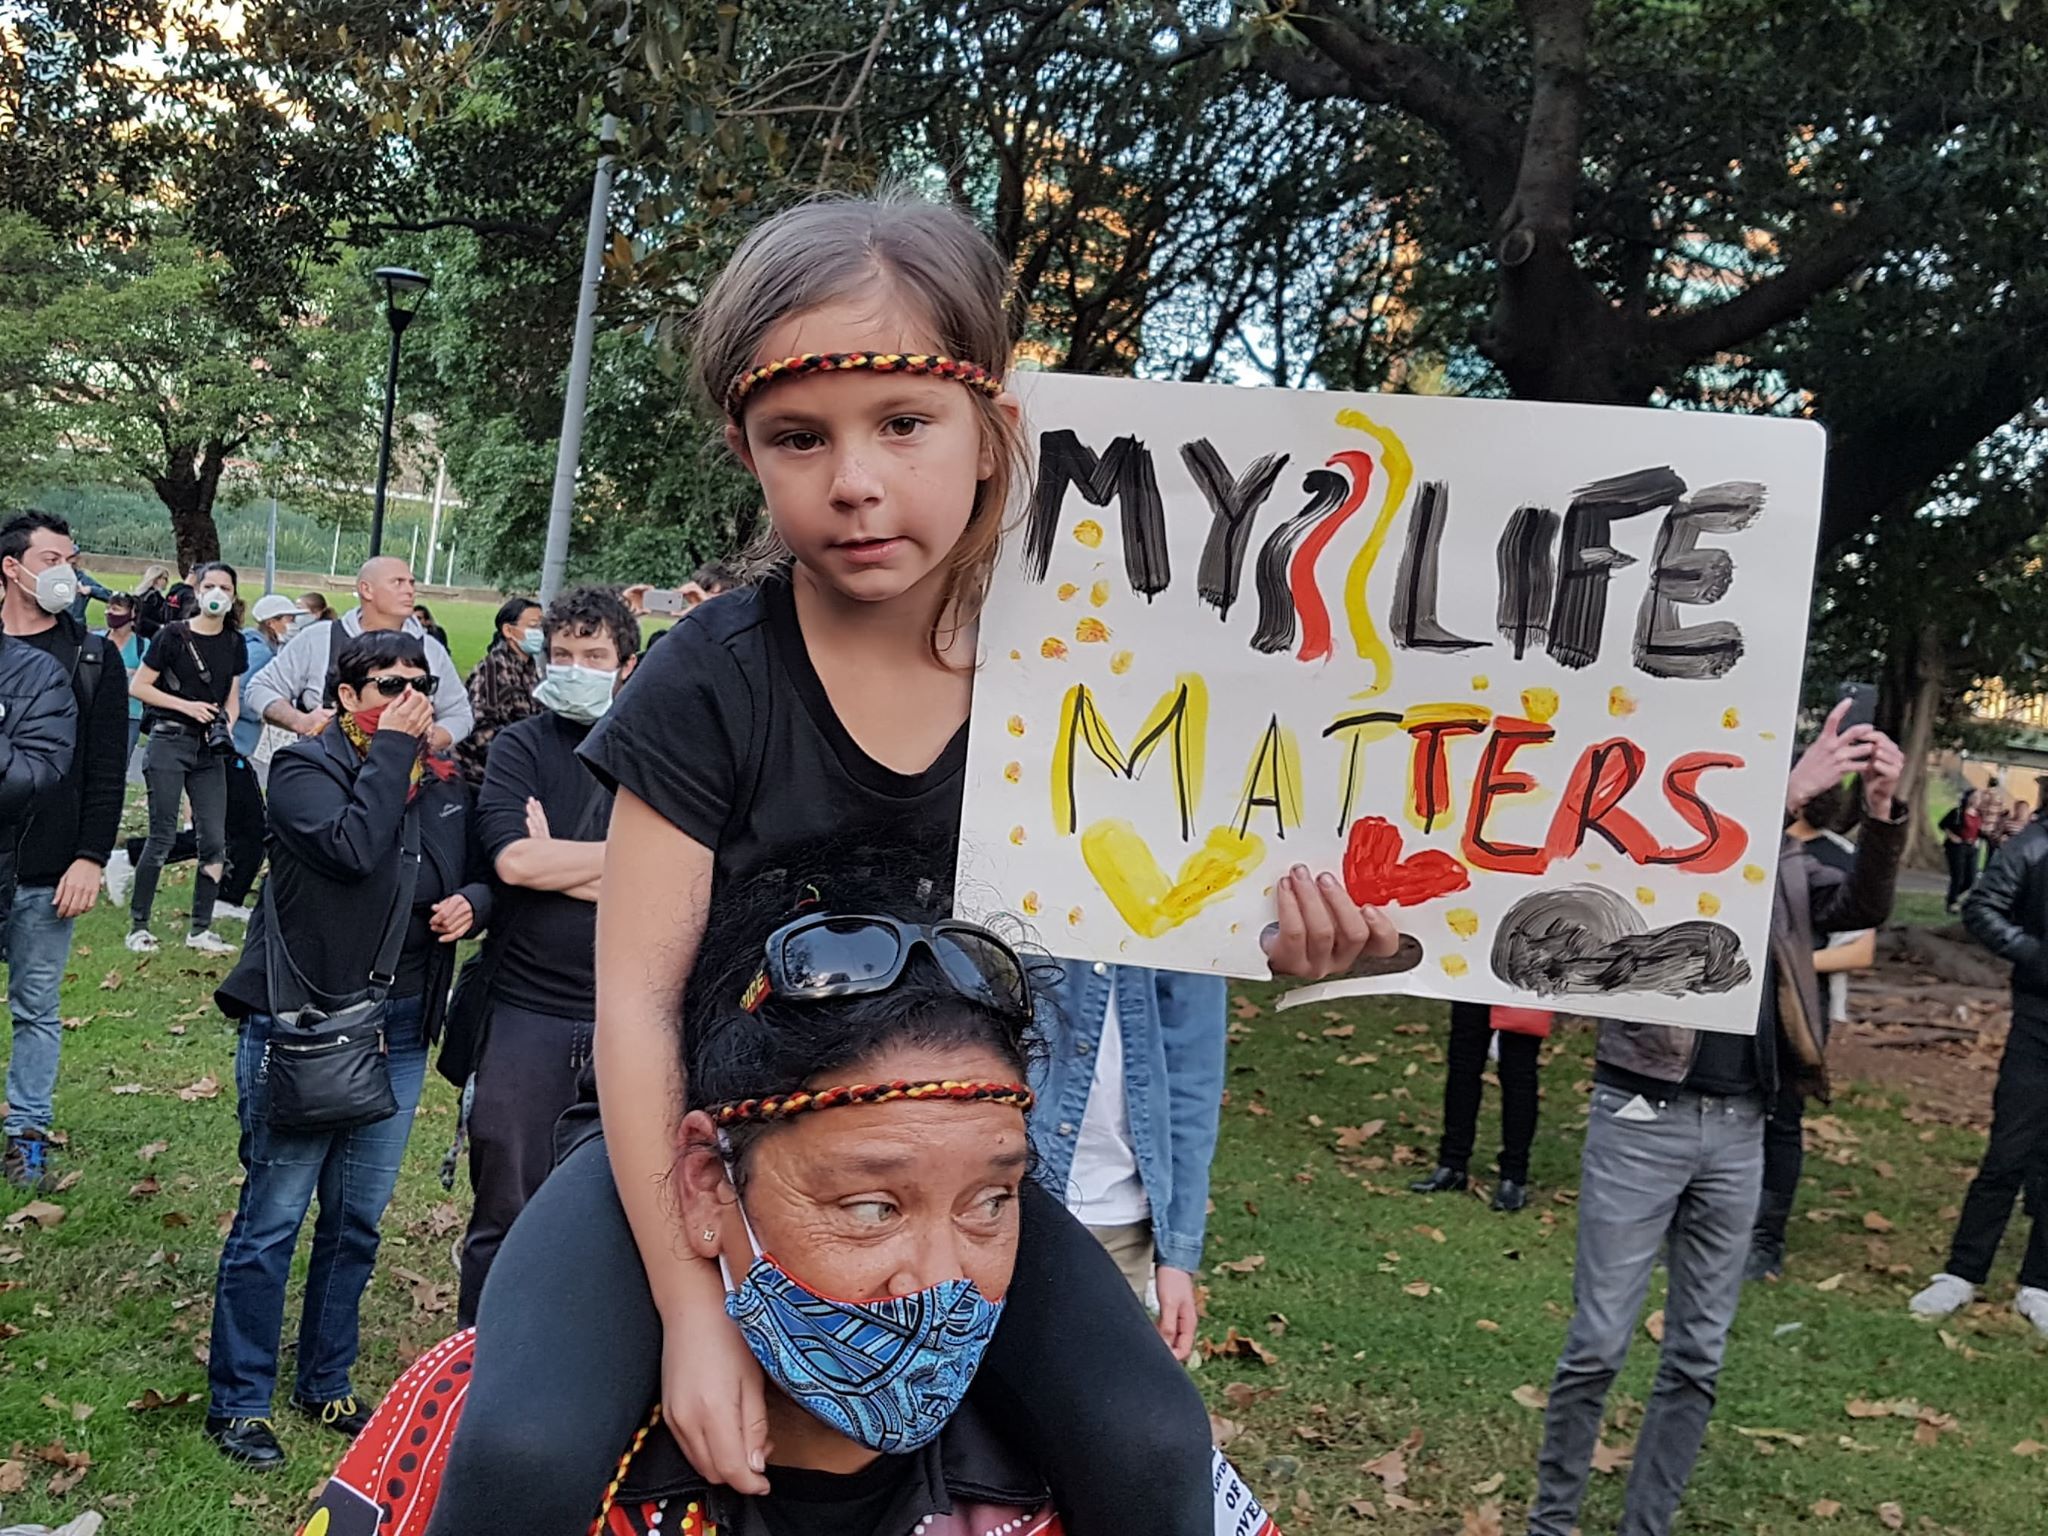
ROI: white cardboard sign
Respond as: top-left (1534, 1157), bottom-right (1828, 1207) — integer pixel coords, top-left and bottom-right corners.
top-left (955, 374), bottom-right (1826, 1032)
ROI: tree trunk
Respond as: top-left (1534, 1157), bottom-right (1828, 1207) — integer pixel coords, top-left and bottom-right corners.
top-left (1887, 617), bottom-right (1946, 870)
top-left (149, 439), bottom-right (225, 573)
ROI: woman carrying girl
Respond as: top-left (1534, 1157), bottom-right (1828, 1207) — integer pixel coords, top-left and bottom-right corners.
top-left (425, 192), bottom-right (1398, 1535)
top-left (127, 560), bottom-right (244, 954)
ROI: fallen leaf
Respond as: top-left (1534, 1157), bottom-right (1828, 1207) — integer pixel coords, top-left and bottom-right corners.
top-left (1644, 1308), bottom-right (1665, 1342)
top-left (1459, 1499), bottom-right (1504, 1536)
top-left (50, 1169), bottom-right (83, 1193)
top-left (1474, 1318), bottom-right (1501, 1332)
top-left (1590, 1438), bottom-right (1634, 1475)
top-left (1845, 1398), bottom-right (1918, 1420)
top-left (128, 1387), bottom-right (198, 1412)
top-left (1735, 1426), bottom-right (1809, 1448)
top-left (1414, 1225), bottom-right (1446, 1244)
top-left (1216, 1254), bottom-right (1267, 1275)
top-left (1384, 1493), bottom-right (1421, 1512)
top-left (1222, 1382), bottom-right (1280, 1408)
top-left (1876, 1502), bottom-right (1904, 1531)
top-left (48, 1460), bottom-right (89, 1496)
top-left (100, 968), bottom-right (123, 990)
top-left (109, 1082), bottom-right (144, 1095)
top-left (1814, 1272), bottom-right (1847, 1292)
top-left (1209, 1412), bottom-right (1242, 1449)
top-left (1862, 1211), bottom-right (1895, 1233)
top-left (1811, 1499), bottom-right (1842, 1519)
top-left (129, 1175), bottom-right (161, 1198)
top-left (0, 1459), bottom-right (26, 1494)
top-left (161, 1210), bottom-right (192, 1228)
top-left (1322, 1024), bottom-right (1356, 1039)
top-left (2012, 1439), bottom-right (2047, 1457)
top-left (1511, 1383), bottom-right (1549, 1411)
top-left (1469, 1472), bottom-right (1505, 1495)
top-left (1345, 1497), bottom-right (1378, 1519)
top-left (1335, 1120), bottom-right (1386, 1150)
top-left (1231, 995), bottom-right (1261, 1019)
top-left (136, 1139), bottom-right (170, 1162)
top-left (390, 1265), bottom-right (453, 1316)
top-left (3, 1200), bottom-right (65, 1232)
top-left (1402, 1280), bottom-right (1435, 1298)
top-left (177, 1074), bottom-right (221, 1102)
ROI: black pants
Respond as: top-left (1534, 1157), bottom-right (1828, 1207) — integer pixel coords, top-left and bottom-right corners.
top-left (1945, 1011), bottom-right (2048, 1291)
top-left (455, 1001), bottom-right (592, 1327)
top-left (125, 753), bottom-right (266, 906)
top-left (423, 1136), bottom-right (1215, 1536)
top-left (132, 728), bottom-right (226, 934)
top-left (1436, 1001), bottom-right (1540, 1183)
top-left (1945, 840), bottom-right (1978, 907)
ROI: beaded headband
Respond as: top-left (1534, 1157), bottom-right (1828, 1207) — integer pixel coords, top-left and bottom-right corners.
top-left (725, 352), bottom-right (1003, 418)
top-left (709, 1078), bottom-right (1034, 1128)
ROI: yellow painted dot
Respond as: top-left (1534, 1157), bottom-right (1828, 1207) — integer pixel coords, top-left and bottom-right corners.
top-left (1067, 906), bottom-right (1084, 927)
top-left (1440, 955), bottom-right (1470, 978)
top-left (1759, 731), bottom-right (1777, 741)
top-left (1742, 863), bottom-right (1767, 884)
top-left (1585, 862), bottom-right (1603, 873)
top-left (1470, 675), bottom-right (1490, 691)
top-left (1721, 707), bottom-right (1740, 729)
top-left (1229, 922), bottom-right (1241, 935)
top-left (1007, 715), bottom-right (1026, 737)
top-left (1446, 907), bottom-right (1480, 938)
top-left (304, 1514), bottom-right (331, 1536)
top-left (1090, 580), bottom-right (1111, 608)
top-left (1008, 649), bottom-right (1021, 662)
top-left (1608, 687), bottom-right (1638, 717)
top-left (1697, 892), bottom-right (1722, 917)
top-left (1040, 637), bottom-right (1068, 660)
top-left (1074, 519), bottom-right (1104, 548)
top-left (1636, 886), bottom-right (1656, 906)
top-left (1003, 761), bottom-right (1021, 784)
top-left (1520, 687), bottom-right (1559, 723)
top-left (1009, 825), bottom-right (1026, 845)
top-left (1075, 616), bottom-right (1111, 644)
top-left (1057, 582), bottom-right (1079, 602)
top-left (1021, 891), bottom-right (1041, 916)
top-left (1109, 650), bottom-right (1134, 675)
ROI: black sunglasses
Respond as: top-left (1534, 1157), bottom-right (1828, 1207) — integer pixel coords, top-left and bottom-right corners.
top-left (741, 913), bottom-right (1033, 1025)
top-left (361, 673), bottom-right (440, 698)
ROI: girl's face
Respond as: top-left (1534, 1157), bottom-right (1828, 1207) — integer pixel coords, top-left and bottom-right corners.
top-left (196, 570), bottom-right (236, 614)
top-left (727, 297), bottom-right (997, 608)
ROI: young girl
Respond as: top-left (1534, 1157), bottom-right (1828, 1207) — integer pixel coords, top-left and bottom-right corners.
top-left (425, 192), bottom-right (1397, 1535)
top-left (127, 560), bottom-right (245, 955)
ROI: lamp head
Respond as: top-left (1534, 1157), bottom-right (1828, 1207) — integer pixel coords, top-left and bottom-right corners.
top-left (373, 266), bottom-right (431, 329)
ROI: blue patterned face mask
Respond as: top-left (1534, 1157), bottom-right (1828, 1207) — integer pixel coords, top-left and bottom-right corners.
top-left (718, 1195), bottom-right (1003, 1454)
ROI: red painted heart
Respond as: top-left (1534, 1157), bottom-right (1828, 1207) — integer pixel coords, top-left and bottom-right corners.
top-left (1342, 816), bottom-right (1472, 908)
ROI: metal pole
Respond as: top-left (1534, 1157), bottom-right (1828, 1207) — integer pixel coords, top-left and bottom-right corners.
top-left (424, 460), bottom-right (447, 586)
top-left (264, 493), bottom-right (278, 595)
top-left (330, 523), bottom-right (341, 577)
top-left (538, 115), bottom-right (619, 604)
top-left (369, 316), bottom-right (406, 557)
top-left (409, 523), bottom-right (419, 570)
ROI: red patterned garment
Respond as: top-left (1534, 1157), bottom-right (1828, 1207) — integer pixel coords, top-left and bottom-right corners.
top-left (297, 1331), bottom-right (1282, 1536)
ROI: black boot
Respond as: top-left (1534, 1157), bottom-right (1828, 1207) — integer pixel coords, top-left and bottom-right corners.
top-left (292, 1392), bottom-right (374, 1438)
top-left (1745, 1189), bottom-right (1795, 1282)
top-left (205, 1415), bottom-right (287, 1469)
top-left (1409, 1165), bottom-right (1469, 1195)
top-left (1491, 1178), bottom-right (1530, 1212)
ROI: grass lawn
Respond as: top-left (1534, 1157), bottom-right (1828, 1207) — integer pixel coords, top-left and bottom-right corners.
top-left (4, 912), bottom-right (2044, 1532)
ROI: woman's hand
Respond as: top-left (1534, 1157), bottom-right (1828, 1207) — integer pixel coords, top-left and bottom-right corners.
top-left (181, 698), bottom-right (220, 724)
top-left (1261, 865), bottom-right (1401, 978)
top-left (663, 1308), bottom-right (772, 1496)
top-left (429, 893), bottom-right (475, 942)
top-left (376, 685), bottom-right (435, 739)
top-left (1154, 1265), bottom-right (1198, 1362)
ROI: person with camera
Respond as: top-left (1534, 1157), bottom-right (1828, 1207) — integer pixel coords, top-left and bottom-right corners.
top-left (205, 630), bottom-right (491, 1470)
top-left (126, 560), bottom-right (245, 955)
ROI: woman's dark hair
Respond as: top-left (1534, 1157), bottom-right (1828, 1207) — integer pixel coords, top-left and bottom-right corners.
top-left (544, 585), bottom-right (641, 662)
top-left (1799, 780), bottom-right (1854, 834)
top-left (301, 591), bottom-right (334, 619)
top-left (493, 595), bottom-right (538, 637)
top-left (683, 833), bottom-right (1038, 1175)
top-left (326, 630), bottom-right (429, 707)
top-left (190, 560), bottom-right (245, 629)
top-left (414, 603), bottom-right (436, 622)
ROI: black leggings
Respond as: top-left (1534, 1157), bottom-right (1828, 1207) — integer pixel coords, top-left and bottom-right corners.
top-left (423, 1134), bottom-right (1214, 1536)
top-left (1435, 1001), bottom-right (1541, 1184)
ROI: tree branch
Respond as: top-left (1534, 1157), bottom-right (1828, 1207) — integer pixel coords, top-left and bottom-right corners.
top-left (1655, 214), bottom-right (1880, 359)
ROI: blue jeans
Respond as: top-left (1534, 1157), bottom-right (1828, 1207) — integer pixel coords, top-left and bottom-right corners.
top-left (3, 885), bottom-right (79, 1136)
top-left (207, 996), bottom-right (427, 1419)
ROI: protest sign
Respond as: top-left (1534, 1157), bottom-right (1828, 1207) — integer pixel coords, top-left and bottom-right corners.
top-left (956, 374), bottom-right (1827, 1031)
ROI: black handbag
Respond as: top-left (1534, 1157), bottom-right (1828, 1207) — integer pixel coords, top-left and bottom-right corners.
top-left (257, 805), bottom-right (422, 1134)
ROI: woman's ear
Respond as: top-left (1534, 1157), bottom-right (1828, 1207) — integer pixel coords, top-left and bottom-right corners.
top-left (724, 420), bottom-right (757, 475)
top-left (675, 1110), bottom-right (737, 1261)
top-left (978, 390), bottom-right (1022, 481)
top-left (334, 684), bottom-right (359, 716)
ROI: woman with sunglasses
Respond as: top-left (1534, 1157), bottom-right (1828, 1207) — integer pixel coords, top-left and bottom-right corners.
top-left (300, 854), bottom-right (1283, 1536)
top-left (204, 631), bottom-right (493, 1471)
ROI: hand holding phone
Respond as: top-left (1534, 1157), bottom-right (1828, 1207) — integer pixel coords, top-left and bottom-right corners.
top-left (641, 587), bottom-right (688, 616)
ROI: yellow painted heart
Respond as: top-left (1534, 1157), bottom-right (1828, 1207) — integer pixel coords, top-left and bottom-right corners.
top-left (1080, 819), bottom-right (1265, 938)
top-left (303, 1511), bottom-right (331, 1536)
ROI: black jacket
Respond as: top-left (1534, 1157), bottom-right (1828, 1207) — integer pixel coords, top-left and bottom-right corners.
top-left (0, 633), bottom-right (79, 898)
top-left (217, 724), bottom-right (492, 1042)
top-left (1963, 821), bottom-right (2048, 1018)
top-left (14, 614), bottom-right (128, 884)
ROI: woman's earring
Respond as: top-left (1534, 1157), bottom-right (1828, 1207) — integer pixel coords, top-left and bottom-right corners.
top-left (702, 1229), bottom-right (717, 1244)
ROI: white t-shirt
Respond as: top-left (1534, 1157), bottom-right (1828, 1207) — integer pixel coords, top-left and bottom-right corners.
top-left (1065, 991), bottom-right (1151, 1228)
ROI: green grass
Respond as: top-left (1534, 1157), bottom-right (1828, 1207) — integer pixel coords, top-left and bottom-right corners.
top-left (1889, 890), bottom-right (1953, 930)
top-left (4, 932), bottom-right (2043, 1531)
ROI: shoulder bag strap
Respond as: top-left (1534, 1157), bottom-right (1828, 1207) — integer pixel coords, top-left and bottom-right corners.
top-left (368, 801), bottom-right (424, 991)
top-left (260, 797), bottom-right (423, 1016)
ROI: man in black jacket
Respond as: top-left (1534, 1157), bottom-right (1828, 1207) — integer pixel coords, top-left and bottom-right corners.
top-left (1, 512), bottom-right (105, 1190)
top-left (1911, 818), bottom-right (2048, 1337)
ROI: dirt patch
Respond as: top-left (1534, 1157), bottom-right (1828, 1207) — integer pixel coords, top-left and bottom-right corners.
top-left (1831, 944), bottom-right (2008, 1129)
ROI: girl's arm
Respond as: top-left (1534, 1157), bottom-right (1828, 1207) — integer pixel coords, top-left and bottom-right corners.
top-left (594, 788), bottom-right (772, 1495)
top-left (128, 661), bottom-right (213, 722)
top-left (226, 675), bottom-right (240, 731)
top-left (1812, 930), bottom-right (1876, 973)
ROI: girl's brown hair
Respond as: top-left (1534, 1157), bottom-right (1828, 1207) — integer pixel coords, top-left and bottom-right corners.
top-left (690, 189), bottom-right (1029, 663)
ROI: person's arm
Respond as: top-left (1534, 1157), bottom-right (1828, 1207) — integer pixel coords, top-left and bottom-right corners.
top-left (53, 640), bottom-right (130, 917)
top-left (129, 655), bottom-right (216, 722)
top-left (243, 625), bottom-right (331, 735)
top-left (225, 672), bottom-right (240, 731)
top-left (495, 835), bottom-right (606, 893)
top-left (0, 654), bottom-right (77, 821)
top-left (1962, 833), bottom-right (2044, 972)
top-left (426, 636), bottom-right (474, 750)
top-left (1811, 930), bottom-right (1876, 974)
top-left (474, 727), bottom-right (603, 893)
top-left (1151, 968), bottom-right (1227, 1363)
top-left (1808, 735), bottom-right (1908, 935)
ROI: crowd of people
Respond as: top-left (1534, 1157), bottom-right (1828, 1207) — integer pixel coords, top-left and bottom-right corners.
top-left (1, 191), bottom-right (2045, 1536)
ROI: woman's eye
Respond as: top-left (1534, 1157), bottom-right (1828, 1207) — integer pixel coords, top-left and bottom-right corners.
top-left (776, 431), bottom-right (824, 452)
top-left (883, 416), bottom-right (926, 438)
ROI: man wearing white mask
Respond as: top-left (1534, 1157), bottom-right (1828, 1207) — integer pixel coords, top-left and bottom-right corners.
top-left (242, 556), bottom-right (472, 753)
top-left (451, 587), bottom-right (638, 1323)
top-left (0, 512), bottom-right (123, 1189)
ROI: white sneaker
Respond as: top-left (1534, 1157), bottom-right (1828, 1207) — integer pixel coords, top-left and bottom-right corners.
top-left (1908, 1272), bottom-right (1977, 1318)
top-left (184, 929), bottom-right (237, 956)
top-left (2016, 1286), bottom-right (2048, 1338)
top-left (212, 903), bottom-right (253, 924)
top-left (103, 849), bottom-right (134, 907)
top-left (124, 928), bottom-right (158, 954)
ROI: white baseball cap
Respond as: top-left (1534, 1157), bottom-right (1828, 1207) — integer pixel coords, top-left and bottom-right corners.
top-left (251, 594), bottom-right (299, 622)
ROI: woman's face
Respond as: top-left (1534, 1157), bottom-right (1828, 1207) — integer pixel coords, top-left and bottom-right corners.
top-left (337, 660), bottom-right (428, 721)
top-left (502, 605), bottom-right (542, 645)
top-left (195, 569), bottom-right (236, 615)
top-left (686, 1040), bottom-right (1027, 1309)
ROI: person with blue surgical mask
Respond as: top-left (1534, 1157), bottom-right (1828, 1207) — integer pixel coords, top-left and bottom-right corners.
top-left (456, 595), bottom-right (544, 788)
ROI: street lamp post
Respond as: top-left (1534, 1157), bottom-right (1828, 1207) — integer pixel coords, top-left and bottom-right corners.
top-left (369, 266), bottom-right (431, 558)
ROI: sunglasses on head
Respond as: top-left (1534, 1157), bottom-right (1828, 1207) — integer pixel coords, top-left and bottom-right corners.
top-left (741, 913), bottom-right (1033, 1028)
top-left (361, 673), bottom-right (440, 698)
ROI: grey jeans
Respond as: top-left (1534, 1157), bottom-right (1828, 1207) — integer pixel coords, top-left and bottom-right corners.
top-left (132, 725), bottom-right (227, 934)
top-left (1529, 1084), bottom-right (1765, 1536)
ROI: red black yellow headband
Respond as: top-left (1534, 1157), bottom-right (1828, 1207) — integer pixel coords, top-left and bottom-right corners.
top-left (710, 1079), bottom-right (1034, 1127)
top-left (726, 351), bottom-right (1004, 419)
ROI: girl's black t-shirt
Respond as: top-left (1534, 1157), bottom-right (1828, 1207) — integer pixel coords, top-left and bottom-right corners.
top-left (142, 621), bottom-right (246, 720)
top-left (578, 577), bottom-right (968, 902)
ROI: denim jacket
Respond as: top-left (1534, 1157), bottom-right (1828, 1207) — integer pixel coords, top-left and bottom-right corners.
top-left (1028, 962), bottom-right (1228, 1273)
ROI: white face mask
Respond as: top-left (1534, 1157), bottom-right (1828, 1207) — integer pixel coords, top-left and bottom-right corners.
top-left (532, 663), bottom-right (619, 723)
top-left (23, 563), bottom-right (78, 615)
top-left (199, 588), bottom-right (232, 617)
